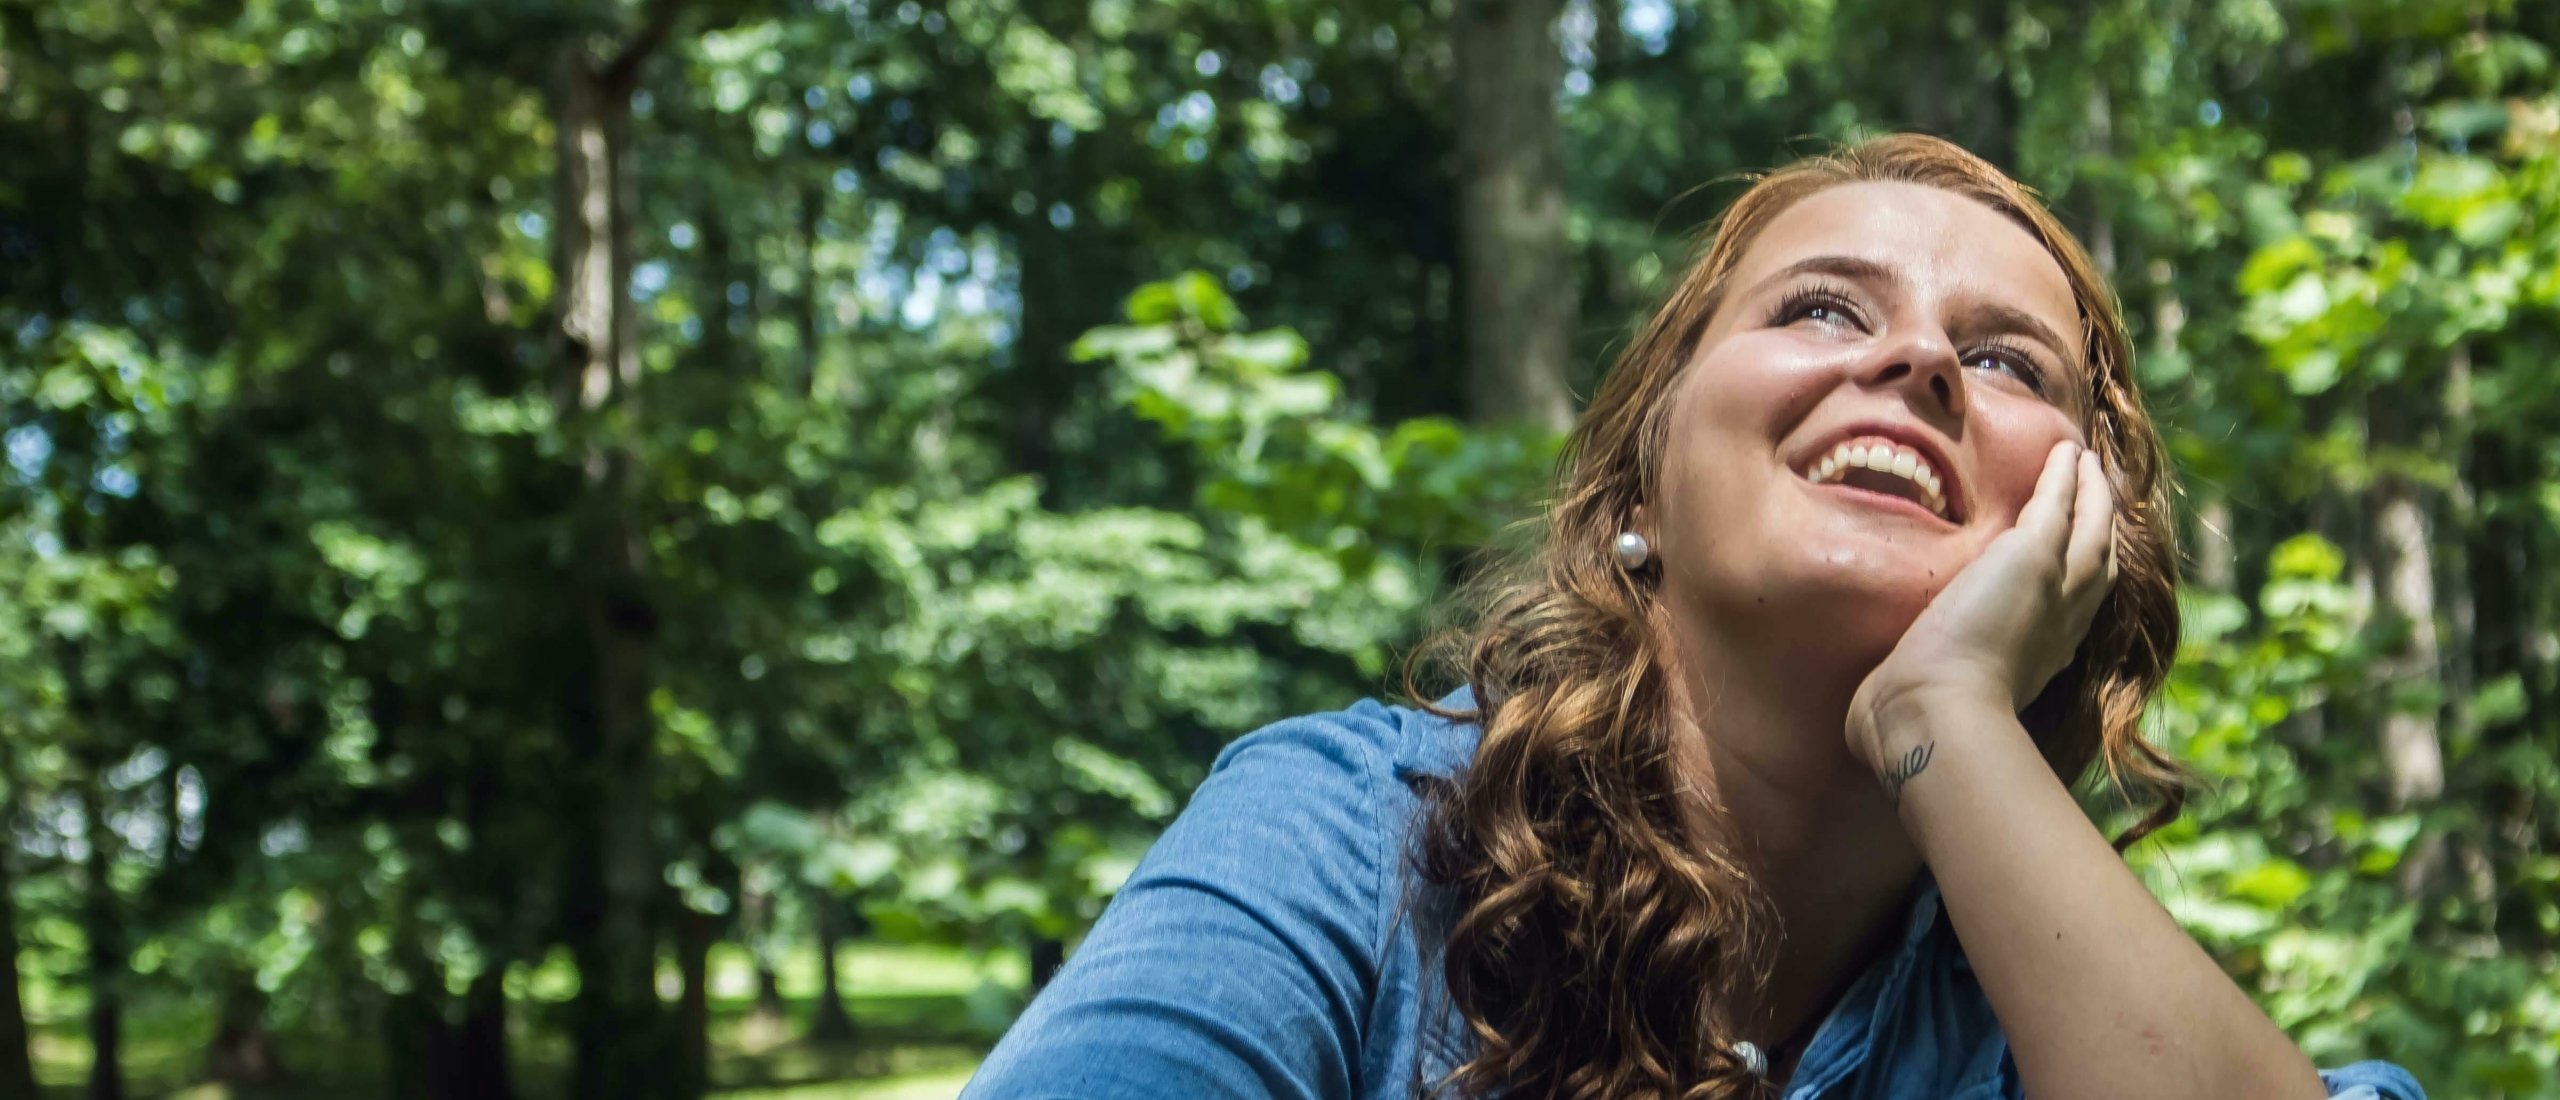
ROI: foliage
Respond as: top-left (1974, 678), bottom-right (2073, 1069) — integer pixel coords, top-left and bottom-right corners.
top-left (3, 0), bottom-right (2558, 1096)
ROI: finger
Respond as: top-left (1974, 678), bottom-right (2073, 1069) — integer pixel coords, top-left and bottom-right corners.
top-left (2067, 518), bottom-right (2119, 650)
top-left (2014, 441), bottom-right (2081, 553)
top-left (2064, 449), bottom-right (2114, 592)
top-left (2102, 511), bottom-right (2120, 589)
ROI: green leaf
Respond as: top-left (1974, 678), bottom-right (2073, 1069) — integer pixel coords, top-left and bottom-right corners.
top-left (2228, 859), bottom-right (2315, 909)
top-left (2240, 237), bottom-right (2321, 295)
top-left (2268, 535), bottom-right (2346, 582)
top-left (1054, 738), bottom-right (1177, 820)
top-left (1222, 329), bottom-right (1310, 374)
top-left (2282, 348), bottom-right (2342, 395)
top-left (2180, 592), bottom-right (2250, 645)
top-left (2470, 674), bottom-right (2527, 728)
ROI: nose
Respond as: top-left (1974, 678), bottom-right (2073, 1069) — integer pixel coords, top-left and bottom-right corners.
top-left (1860, 324), bottom-right (1964, 421)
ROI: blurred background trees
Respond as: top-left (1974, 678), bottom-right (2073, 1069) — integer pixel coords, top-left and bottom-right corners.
top-left (0, 0), bottom-right (2556, 1096)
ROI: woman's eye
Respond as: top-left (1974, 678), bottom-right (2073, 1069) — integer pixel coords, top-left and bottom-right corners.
top-left (1776, 293), bottom-right (1861, 330)
top-left (1965, 346), bottom-right (2047, 392)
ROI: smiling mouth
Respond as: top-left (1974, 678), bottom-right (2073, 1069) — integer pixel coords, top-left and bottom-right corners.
top-left (1798, 436), bottom-right (1956, 521)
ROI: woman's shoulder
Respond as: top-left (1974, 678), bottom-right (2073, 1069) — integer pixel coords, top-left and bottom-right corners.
top-left (1204, 687), bottom-right (1485, 814)
top-left (965, 694), bottom-right (1482, 1099)
top-left (1066, 691), bottom-right (1482, 1009)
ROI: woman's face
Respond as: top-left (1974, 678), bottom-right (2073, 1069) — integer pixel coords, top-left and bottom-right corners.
top-left (1645, 181), bottom-right (2094, 666)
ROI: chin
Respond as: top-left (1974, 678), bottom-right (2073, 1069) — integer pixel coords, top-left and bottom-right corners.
top-left (1726, 552), bottom-right (1940, 664)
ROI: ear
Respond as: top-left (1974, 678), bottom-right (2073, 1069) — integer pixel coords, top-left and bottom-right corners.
top-left (1629, 502), bottom-right (1652, 541)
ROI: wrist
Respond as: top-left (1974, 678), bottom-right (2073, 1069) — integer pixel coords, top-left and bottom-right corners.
top-left (1847, 675), bottom-right (2009, 776)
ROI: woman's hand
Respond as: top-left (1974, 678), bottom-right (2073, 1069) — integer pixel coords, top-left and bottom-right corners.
top-left (1844, 442), bottom-right (2334, 1100)
top-left (1845, 441), bottom-right (2117, 785)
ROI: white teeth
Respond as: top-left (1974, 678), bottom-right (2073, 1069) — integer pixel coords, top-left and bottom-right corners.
top-left (1801, 438), bottom-right (1952, 519)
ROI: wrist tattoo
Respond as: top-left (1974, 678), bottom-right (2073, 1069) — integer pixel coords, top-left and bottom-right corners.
top-left (1883, 741), bottom-right (1935, 807)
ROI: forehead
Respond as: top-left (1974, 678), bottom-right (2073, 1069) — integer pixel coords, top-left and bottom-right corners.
top-left (1732, 181), bottom-right (2084, 356)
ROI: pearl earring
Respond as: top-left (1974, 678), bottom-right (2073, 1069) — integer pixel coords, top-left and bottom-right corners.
top-left (1730, 1039), bottom-right (1768, 1078)
top-left (1612, 532), bottom-right (1651, 570)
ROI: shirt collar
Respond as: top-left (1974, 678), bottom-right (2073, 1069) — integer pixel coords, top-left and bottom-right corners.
top-left (1388, 684), bottom-right (1483, 785)
top-left (1394, 686), bottom-right (1943, 947)
top-left (1395, 685), bottom-right (1951, 1093)
top-left (1780, 873), bottom-right (1947, 1097)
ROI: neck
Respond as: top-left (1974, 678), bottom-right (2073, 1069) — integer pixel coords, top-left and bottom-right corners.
top-left (1661, 604), bottom-right (1923, 1053)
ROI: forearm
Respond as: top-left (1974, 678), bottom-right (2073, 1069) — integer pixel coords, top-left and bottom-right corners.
top-left (1874, 689), bottom-right (2323, 1100)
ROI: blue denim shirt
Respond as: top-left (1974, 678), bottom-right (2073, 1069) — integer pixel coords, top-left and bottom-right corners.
top-left (965, 695), bottom-right (2426, 1100)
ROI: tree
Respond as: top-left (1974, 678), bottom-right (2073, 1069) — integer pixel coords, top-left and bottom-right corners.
top-left (0, 780), bottom-right (32, 1100)
top-left (1454, 0), bottom-right (1578, 430)
top-left (2, 0), bottom-right (2556, 1095)
top-left (545, 2), bottom-right (689, 1093)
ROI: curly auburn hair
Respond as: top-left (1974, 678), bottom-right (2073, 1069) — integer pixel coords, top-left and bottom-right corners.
top-left (1401, 133), bottom-right (2193, 1100)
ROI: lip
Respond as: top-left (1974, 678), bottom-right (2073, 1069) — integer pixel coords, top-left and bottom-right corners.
top-left (1789, 419), bottom-right (1967, 524)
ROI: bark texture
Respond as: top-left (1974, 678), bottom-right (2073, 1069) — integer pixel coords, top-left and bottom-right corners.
top-left (1454, 0), bottom-right (1576, 432)
top-left (78, 783), bottom-right (122, 1100)
top-left (2367, 382), bottom-right (2447, 896)
top-left (807, 893), bottom-right (856, 1042)
top-left (549, 6), bottom-right (684, 1091)
top-left (0, 807), bottom-right (37, 1100)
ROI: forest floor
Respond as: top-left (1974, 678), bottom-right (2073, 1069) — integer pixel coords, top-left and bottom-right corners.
top-left (25, 940), bottom-right (1015, 1099)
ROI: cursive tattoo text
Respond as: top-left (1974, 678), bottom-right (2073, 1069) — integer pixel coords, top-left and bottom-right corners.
top-left (1883, 742), bottom-right (1935, 807)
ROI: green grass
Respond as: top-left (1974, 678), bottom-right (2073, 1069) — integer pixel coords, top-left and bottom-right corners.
top-left (717, 1066), bottom-right (978, 1100)
top-left (28, 940), bottom-right (1018, 1100)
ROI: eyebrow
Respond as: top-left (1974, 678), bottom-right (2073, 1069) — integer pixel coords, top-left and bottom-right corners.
top-left (1750, 254), bottom-right (1898, 297)
top-left (1755, 253), bottom-right (2083, 369)
top-left (1958, 301), bottom-right (2077, 367)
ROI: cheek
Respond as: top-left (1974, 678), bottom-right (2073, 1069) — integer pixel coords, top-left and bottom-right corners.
top-left (1651, 343), bottom-right (1820, 518)
top-left (1649, 430), bottom-right (1732, 556)
top-left (1965, 403), bottom-right (2083, 524)
top-left (1704, 330), bottom-right (1848, 418)
top-left (1658, 332), bottom-right (1845, 468)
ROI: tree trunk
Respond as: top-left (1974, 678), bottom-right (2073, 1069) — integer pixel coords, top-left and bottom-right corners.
top-left (2366, 385), bottom-right (2446, 894)
top-left (204, 973), bottom-right (283, 1085)
top-left (550, 12), bottom-right (681, 1094)
top-left (446, 967), bottom-right (514, 1100)
top-left (2082, 83), bottom-right (2117, 278)
top-left (2145, 260), bottom-right (2233, 593)
top-left (1001, 210), bottom-right (1136, 501)
top-left (741, 876), bottom-right (787, 1025)
top-left (2442, 346), bottom-right (2476, 733)
top-left (1590, 0), bottom-right (1624, 78)
top-left (0, 793), bottom-right (37, 1100)
top-left (380, 985), bottom-right (445, 1100)
top-left (2194, 495), bottom-right (2237, 593)
top-left (1028, 935), bottom-right (1066, 994)
top-left (1890, 0), bottom-right (2016, 168)
top-left (1453, 0), bottom-right (1576, 431)
top-left (77, 783), bottom-right (123, 1100)
top-left (806, 895), bottom-right (855, 1043)
top-left (672, 903), bottom-right (714, 1100)
top-left (2468, 420), bottom-right (2542, 721)
top-left (755, 960), bottom-right (786, 1016)
top-left (796, 181), bottom-right (822, 398)
top-left (698, 202), bottom-right (738, 369)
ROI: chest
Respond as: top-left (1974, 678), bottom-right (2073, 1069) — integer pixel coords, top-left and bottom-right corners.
top-left (1355, 913), bottom-right (2016, 1100)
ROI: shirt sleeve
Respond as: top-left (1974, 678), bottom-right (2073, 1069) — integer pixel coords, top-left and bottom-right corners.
top-left (961, 706), bottom-right (1396, 1100)
top-left (2319, 1060), bottom-right (2428, 1100)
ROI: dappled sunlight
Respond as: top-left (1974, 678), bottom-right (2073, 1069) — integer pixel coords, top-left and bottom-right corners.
top-left (2, 0), bottom-right (2553, 1096)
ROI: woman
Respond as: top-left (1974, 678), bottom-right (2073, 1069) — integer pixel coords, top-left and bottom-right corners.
top-left (962, 135), bottom-right (2427, 1099)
